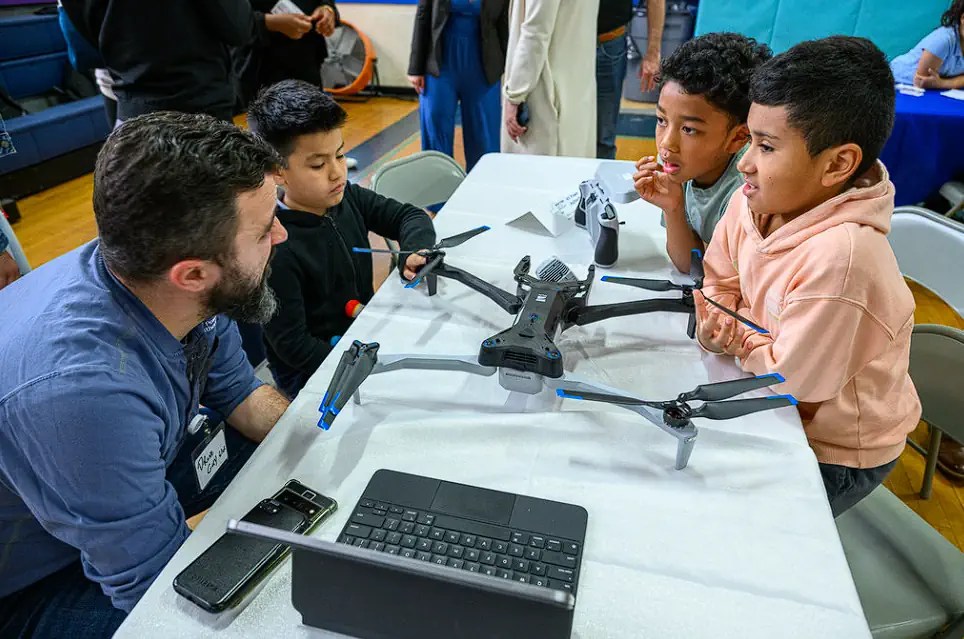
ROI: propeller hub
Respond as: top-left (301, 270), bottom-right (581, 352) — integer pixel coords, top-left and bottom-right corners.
top-left (663, 403), bottom-right (692, 429)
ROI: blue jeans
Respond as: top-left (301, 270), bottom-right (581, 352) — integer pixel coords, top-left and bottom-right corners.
top-left (0, 423), bottom-right (257, 638)
top-left (596, 35), bottom-right (628, 160)
top-left (820, 459), bottom-right (898, 517)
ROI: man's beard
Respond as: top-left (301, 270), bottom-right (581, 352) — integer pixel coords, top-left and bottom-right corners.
top-left (205, 255), bottom-right (278, 325)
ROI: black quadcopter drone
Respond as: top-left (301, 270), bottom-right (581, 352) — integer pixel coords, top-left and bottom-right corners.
top-left (323, 227), bottom-right (794, 470)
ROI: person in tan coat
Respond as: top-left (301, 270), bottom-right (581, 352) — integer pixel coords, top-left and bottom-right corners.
top-left (501, 0), bottom-right (599, 157)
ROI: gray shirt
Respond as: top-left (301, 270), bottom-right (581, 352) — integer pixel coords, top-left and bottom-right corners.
top-left (661, 146), bottom-right (746, 244)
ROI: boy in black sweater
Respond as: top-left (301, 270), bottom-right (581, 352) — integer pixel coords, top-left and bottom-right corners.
top-left (248, 80), bottom-right (436, 398)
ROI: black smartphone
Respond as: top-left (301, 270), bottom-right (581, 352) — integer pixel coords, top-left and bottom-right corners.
top-left (172, 480), bottom-right (337, 613)
top-left (516, 102), bottom-right (530, 127)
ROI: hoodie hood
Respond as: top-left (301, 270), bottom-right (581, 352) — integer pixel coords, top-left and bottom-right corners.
top-left (743, 161), bottom-right (895, 255)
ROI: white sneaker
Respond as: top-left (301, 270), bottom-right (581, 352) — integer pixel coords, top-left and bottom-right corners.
top-left (346, 156), bottom-right (358, 170)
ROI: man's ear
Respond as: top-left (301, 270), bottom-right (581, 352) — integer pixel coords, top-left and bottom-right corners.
top-left (724, 123), bottom-right (751, 154)
top-left (820, 143), bottom-right (862, 188)
top-left (168, 259), bottom-right (218, 295)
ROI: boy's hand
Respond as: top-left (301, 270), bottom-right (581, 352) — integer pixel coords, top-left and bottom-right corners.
top-left (266, 13), bottom-right (313, 39)
top-left (633, 156), bottom-right (683, 215)
top-left (312, 5), bottom-right (337, 36)
top-left (402, 251), bottom-right (429, 281)
top-left (695, 291), bottom-right (747, 357)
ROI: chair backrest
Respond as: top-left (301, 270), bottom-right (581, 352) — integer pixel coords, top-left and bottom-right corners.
top-left (889, 206), bottom-right (964, 317)
top-left (0, 208), bottom-right (30, 275)
top-left (909, 324), bottom-right (964, 443)
top-left (369, 151), bottom-right (466, 210)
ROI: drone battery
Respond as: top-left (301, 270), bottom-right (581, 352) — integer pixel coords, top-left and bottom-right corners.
top-left (594, 161), bottom-right (640, 204)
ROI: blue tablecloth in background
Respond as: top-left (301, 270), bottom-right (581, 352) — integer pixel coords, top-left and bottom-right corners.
top-left (880, 90), bottom-right (964, 206)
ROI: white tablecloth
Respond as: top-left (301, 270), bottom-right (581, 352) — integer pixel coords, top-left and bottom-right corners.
top-left (116, 154), bottom-right (871, 639)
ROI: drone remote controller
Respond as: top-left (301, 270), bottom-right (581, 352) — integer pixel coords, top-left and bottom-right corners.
top-left (575, 180), bottom-right (619, 268)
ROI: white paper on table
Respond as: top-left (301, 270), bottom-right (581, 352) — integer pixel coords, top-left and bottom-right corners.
top-left (940, 89), bottom-right (964, 101)
top-left (505, 190), bottom-right (579, 237)
top-left (271, 0), bottom-right (304, 15)
top-left (896, 83), bottom-right (924, 97)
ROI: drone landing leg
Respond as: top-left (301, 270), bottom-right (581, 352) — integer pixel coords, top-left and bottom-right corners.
top-left (427, 272), bottom-right (438, 297)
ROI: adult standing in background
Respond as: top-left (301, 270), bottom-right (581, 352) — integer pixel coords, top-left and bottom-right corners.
top-left (596, 0), bottom-right (664, 159)
top-left (238, 0), bottom-right (340, 107)
top-left (501, 0), bottom-right (599, 157)
top-left (407, 0), bottom-right (509, 172)
top-left (60, 0), bottom-right (314, 122)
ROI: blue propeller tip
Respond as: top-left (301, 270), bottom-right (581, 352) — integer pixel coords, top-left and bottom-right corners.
top-left (600, 276), bottom-right (613, 282)
top-left (556, 389), bottom-right (580, 399)
top-left (691, 248), bottom-right (703, 259)
top-left (317, 418), bottom-right (331, 431)
top-left (405, 280), bottom-right (420, 289)
top-left (480, 225), bottom-right (490, 231)
top-left (757, 372), bottom-right (785, 384)
top-left (768, 394), bottom-right (798, 406)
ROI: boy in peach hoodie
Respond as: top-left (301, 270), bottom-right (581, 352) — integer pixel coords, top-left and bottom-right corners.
top-left (696, 36), bottom-right (921, 517)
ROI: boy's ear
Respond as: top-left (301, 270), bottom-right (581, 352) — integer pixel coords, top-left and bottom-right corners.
top-left (724, 123), bottom-right (751, 154)
top-left (272, 169), bottom-right (286, 187)
top-left (820, 143), bottom-right (862, 188)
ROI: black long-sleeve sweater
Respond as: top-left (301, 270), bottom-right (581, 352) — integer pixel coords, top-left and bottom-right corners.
top-left (264, 183), bottom-right (436, 378)
top-left (61, 0), bottom-right (269, 119)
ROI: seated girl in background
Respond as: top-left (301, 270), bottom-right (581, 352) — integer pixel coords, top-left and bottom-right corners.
top-left (890, 0), bottom-right (964, 89)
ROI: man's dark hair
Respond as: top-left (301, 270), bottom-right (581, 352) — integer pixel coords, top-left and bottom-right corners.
top-left (942, 0), bottom-right (964, 27)
top-left (750, 36), bottom-right (895, 179)
top-left (246, 80), bottom-right (348, 157)
top-left (93, 111), bottom-right (282, 282)
top-left (658, 32), bottom-right (772, 123)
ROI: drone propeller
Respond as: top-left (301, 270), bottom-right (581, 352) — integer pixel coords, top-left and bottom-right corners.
top-left (700, 294), bottom-right (769, 335)
top-left (352, 226), bottom-right (490, 256)
top-left (555, 388), bottom-right (664, 409)
top-left (677, 373), bottom-right (785, 402)
top-left (436, 225), bottom-right (490, 249)
top-left (556, 387), bottom-right (797, 421)
top-left (351, 246), bottom-right (417, 256)
top-left (689, 395), bottom-right (797, 420)
top-left (600, 248), bottom-right (767, 334)
top-left (600, 276), bottom-right (687, 292)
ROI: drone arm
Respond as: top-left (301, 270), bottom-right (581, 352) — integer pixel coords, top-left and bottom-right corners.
top-left (571, 298), bottom-right (693, 327)
top-left (373, 354), bottom-right (497, 377)
top-left (545, 375), bottom-right (698, 470)
top-left (433, 262), bottom-right (525, 314)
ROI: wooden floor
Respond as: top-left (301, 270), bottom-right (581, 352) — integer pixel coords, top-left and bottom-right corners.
top-left (8, 97), bottom-right (963, 551)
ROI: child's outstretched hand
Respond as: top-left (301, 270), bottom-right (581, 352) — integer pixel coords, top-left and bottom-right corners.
top-left (695, 291), bottom-right (747, 357)
top-left (403, 251), bottom-right (429, 281)
top-left (633, 156), bottom-right (684, 214)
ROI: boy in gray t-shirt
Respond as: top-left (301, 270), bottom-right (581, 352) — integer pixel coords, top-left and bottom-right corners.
top-left (633, 34), bottom-right (771, 273)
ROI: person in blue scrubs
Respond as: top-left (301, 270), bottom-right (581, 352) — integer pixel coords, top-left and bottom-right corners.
top-left (891, 0), bottom-right (964, 89)
top-left (407, 0), bottom-right (509, 172)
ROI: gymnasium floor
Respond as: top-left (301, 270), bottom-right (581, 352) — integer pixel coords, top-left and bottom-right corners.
top-left (9, 95), bottom-right (964, 551)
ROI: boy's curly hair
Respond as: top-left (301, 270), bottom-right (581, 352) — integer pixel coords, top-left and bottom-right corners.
top-left (941, 0), bottom-right (964, 27)
top-left (657, 32), bottom-right (772, 123)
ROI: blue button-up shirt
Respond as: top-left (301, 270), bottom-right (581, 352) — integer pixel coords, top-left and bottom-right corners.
top-left (0, 241), bottom-right (262, 611)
